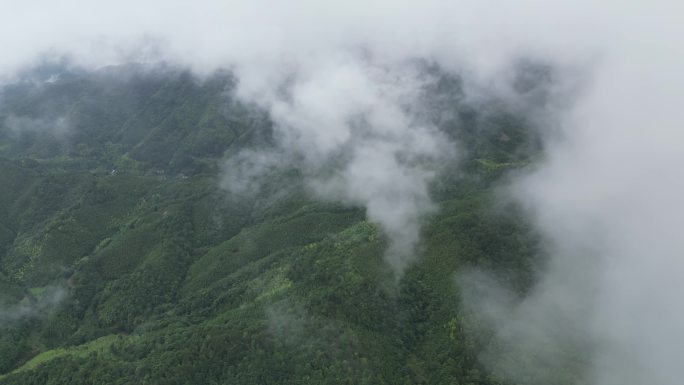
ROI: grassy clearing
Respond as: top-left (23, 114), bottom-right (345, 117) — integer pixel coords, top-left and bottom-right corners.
top-left (7, 335), bottom-right (119, 377)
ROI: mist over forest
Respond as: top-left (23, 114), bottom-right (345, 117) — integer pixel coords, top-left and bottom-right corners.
top-left (0, 1), bottom-right (682, 384)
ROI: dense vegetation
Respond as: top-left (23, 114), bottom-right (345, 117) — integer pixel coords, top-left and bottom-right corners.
top-left (0, 63), bottom-right (549, 384)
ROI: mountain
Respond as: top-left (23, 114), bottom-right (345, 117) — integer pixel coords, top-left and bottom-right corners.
top-left (0, 63), bottom-right (551, 384)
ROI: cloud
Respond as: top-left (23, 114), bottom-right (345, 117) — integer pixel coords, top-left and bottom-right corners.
top-left (457, 2), bottom-right (684, 385)
top-left (0, 1), bottom-right (599, 82)
top-left (224, 56), bottom-right (455, 277)
top-left (0, 285), bottom-right (66, 324)
top-left (4, 115), bottom-right (71, 137)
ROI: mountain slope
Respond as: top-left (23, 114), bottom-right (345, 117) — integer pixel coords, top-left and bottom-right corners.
top-left (0, 64), bottom-right (552, 385)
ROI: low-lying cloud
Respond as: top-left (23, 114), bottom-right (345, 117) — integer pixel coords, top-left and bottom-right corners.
top-left (459, 3), bottom-right (684, 384)
top-left (4, 115), bottom-right (71, 137)
top-left (224, 57), bottom-right (454, 276)
top-left (0, 286), bottom-right (66, 324)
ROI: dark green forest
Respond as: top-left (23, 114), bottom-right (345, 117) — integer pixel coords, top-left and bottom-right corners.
top-left (0, 63), bottom-right (553, 384)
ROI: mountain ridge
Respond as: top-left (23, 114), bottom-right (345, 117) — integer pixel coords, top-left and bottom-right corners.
top-left (0, 63), bottom-right (552, 384)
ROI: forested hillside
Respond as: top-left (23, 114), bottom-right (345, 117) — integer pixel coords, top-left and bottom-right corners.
top-left (0, 64), bottom-right (550, 384)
